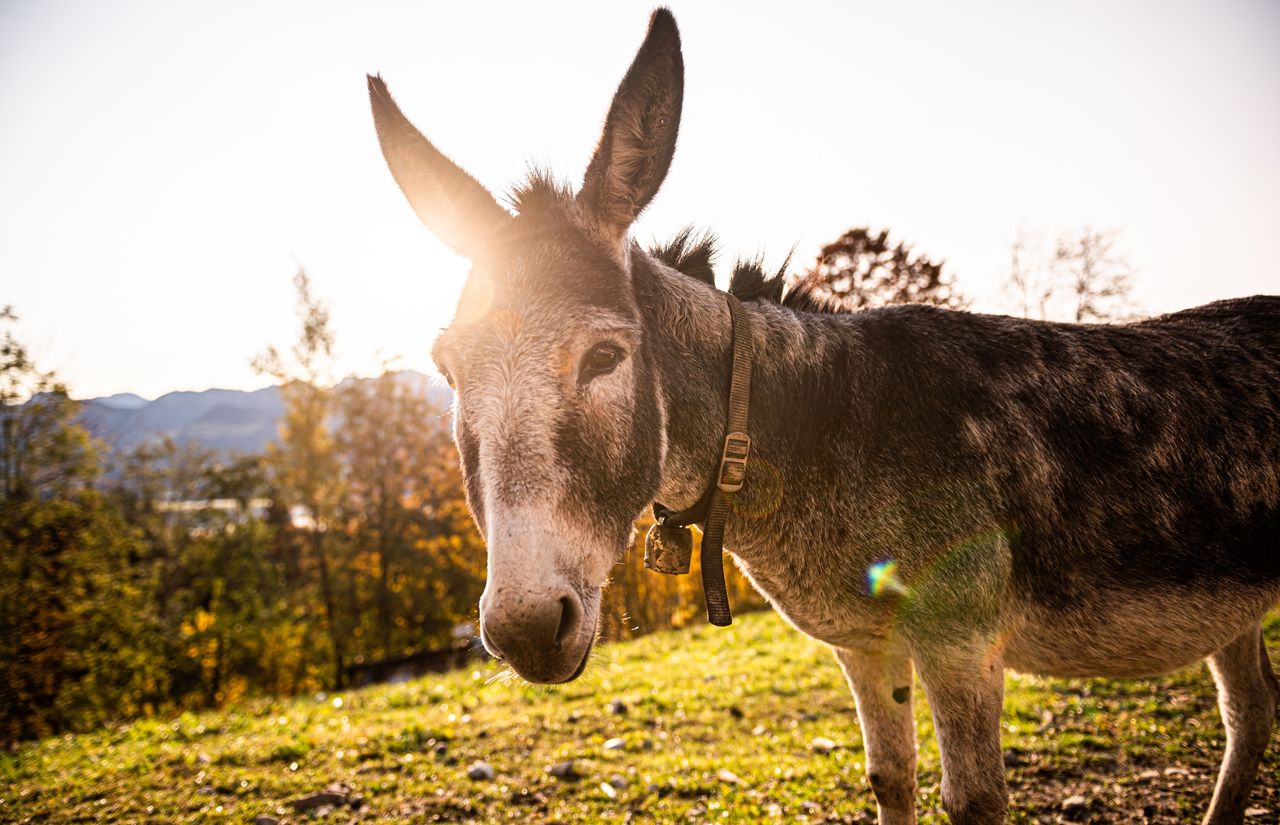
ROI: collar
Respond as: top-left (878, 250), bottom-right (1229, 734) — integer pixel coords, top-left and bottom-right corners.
top-left (644, 292), bottom-right (755, 626)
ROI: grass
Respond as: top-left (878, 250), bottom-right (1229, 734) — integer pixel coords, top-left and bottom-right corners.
top-left (3, 611), bottom-right (1277, 824)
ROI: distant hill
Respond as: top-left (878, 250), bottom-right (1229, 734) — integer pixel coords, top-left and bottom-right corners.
top-left (91, 392), bottom-right (150, 411)
top-left (77, 371), bottom-right (449, 456)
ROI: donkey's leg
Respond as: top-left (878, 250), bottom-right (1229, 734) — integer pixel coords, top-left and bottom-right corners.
top-left (914, 641), bottom-right (1008, 825)
top-left (1202, 624), bottom-right (1278, 825)
top-left (834, 642), bottom-right (918, 825)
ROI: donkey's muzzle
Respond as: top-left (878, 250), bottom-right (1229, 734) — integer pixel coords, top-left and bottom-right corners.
top-left (479, 584), bottom-right (589, 683)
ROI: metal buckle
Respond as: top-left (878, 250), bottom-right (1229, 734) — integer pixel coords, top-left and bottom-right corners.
top-left (717, 432), bottom-right (751, 493)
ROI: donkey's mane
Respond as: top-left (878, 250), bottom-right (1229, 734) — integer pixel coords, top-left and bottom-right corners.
top-left (651, 228), bottom-right (853, 316)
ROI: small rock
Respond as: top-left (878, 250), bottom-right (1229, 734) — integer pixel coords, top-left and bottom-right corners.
top-left (1245, 808), bottom-right (1271, 819)
top-left (313, 805), bottom-right (335, 818)
top-left (765, 802), bottom-right (783, 818)
top-left (600, 781), bottom-right (618, 799)
top-left (603, 737), bottom-right (626, 751)
top-left (646, 782), bottom-right (661, 794)
top-left (1137, 769), bottom-right (1160, 781)
top-left (607, 699), bottom-right (628, 715)
top-left (1061, 794), bottom-right (1088, 822)
top-left (1163, 766), bottom-right (1190, 777)
top-left (197, 786), bottom-right (216, 796)
top-left (608, 775), bottom-right (629, 789)
top-left (466, 760), bottom-right (495, 781)
top-left (799, 712), bottom-right (818, 723)
top-left (253, 817), bottom-right (279, 825)
top-left (433, 744), bottom-right (449, 758)
top-left (548, 760), bottom-right (578, 780)
top-left (716, 768), bottom-right (743, 785)
top-left (751, 724), bottom-right (768, 736)
top-left (293, 791), bottom-right (348, 812)
top-left (810, 736), bottom-right (837, 754)
top-left (197, 752), bottom-right (212, 764)
top-left (567, 711), bottom-right (581, 723)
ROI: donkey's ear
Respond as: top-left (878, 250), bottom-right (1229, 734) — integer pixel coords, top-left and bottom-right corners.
top-left (368, 74), bottom-right (512, 257)
top-left (578, 9), bottom-right (684, 242)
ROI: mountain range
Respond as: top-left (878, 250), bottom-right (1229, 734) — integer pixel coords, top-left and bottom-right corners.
top-left (78, 371), bottom-right (450, 456)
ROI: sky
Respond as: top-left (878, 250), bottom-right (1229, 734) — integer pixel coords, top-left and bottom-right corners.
top-left (1, 0), bottom-right (1277, 400)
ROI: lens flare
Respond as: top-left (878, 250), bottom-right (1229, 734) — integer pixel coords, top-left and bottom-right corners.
top-left (867, 559), bottom-right (910, 597)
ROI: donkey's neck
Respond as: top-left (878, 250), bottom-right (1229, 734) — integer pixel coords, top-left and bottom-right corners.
top-left (631, 250), bottom-right (733, 509)
top-left (633, 248), bottom-right (868, 561)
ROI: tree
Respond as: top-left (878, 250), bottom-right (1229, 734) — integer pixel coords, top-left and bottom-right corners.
top-left (1007, 227), bottom-right (1137, 323)
top-left (254, 269), bottom-right (349, 688)
top-left (110, 442), bottom-right (299, 708)
top-left (334, 369), bottom-right (485, 660)
top-left (798, 227), bottom-right (966, 310)
top-left (0, 309), bottom-right (163, 742)
top-left (1, 307), bottom-right (98, 500)
top-left (1053, 229), bottom-right (1136, 323)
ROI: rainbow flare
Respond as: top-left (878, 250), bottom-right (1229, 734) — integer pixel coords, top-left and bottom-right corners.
top-left (867, 559), bottom-right (910, 597)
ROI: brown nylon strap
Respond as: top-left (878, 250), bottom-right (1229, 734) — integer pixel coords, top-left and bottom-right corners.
top-left (698, 294), bottom-right (754, 626)
top-left (699, 490), bottom-right (734, 625)
top-left (725, 295), bottom-right (754, 437)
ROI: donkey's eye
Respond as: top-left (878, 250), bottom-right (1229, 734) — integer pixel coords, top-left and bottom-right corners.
top-left (580, 343), bottom-right (624, 382)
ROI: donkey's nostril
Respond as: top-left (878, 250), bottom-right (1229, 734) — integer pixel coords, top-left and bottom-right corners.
top-left (555, 595), bottom-right (580, 647)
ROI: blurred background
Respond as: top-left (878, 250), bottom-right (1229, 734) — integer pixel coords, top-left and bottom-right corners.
top-left (2, 0), bottom-right (1278, 744)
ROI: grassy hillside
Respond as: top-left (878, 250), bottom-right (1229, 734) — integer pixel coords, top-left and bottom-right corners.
top-left (4, 611), bottom-right (1278, 824)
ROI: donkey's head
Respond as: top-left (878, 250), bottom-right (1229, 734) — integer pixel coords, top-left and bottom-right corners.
top-left (370, 10), bottom-right (684, 682)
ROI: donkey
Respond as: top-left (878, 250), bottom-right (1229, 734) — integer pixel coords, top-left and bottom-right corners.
top-left (368, 9), bottom-right (1279, 824)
